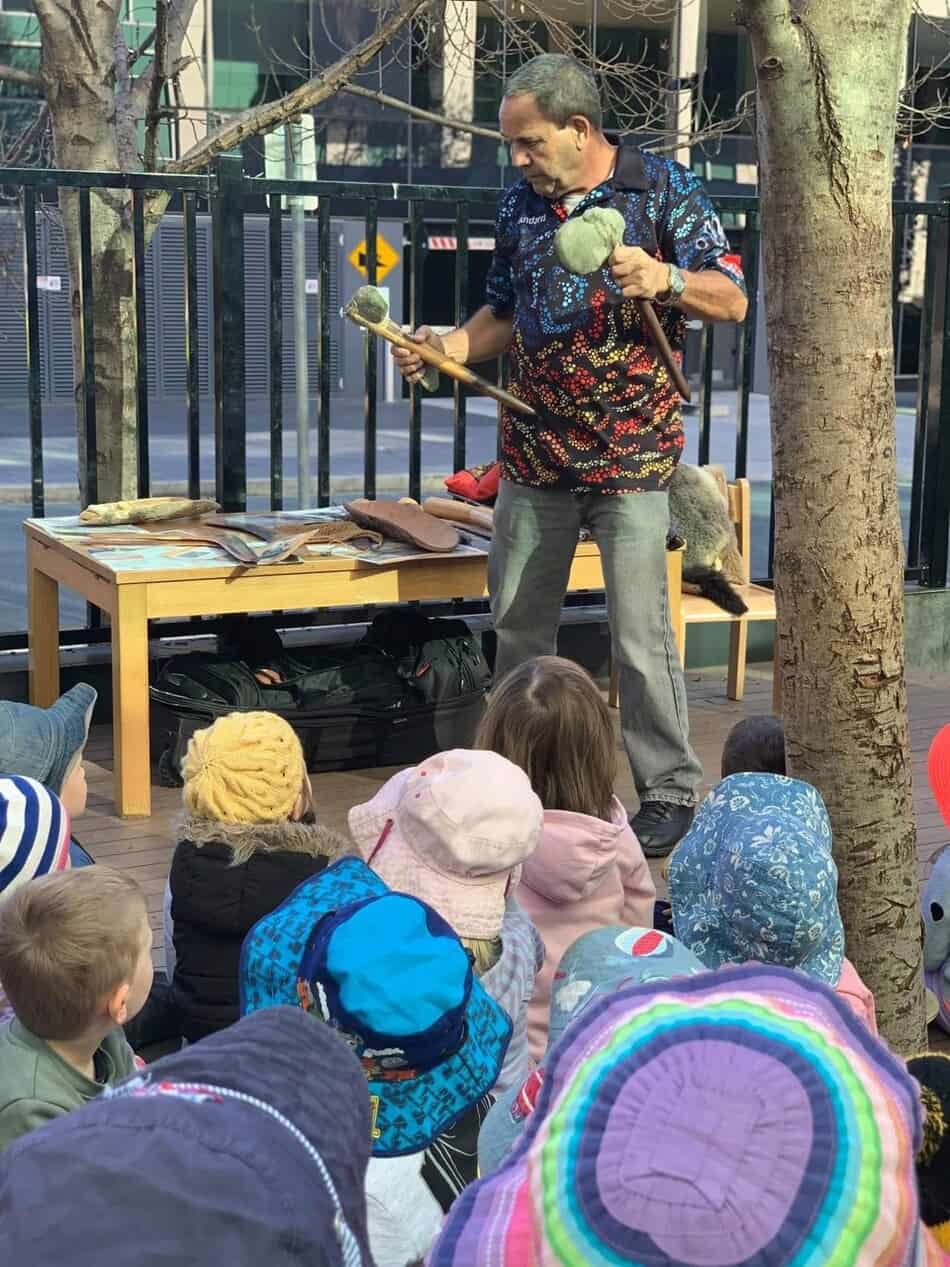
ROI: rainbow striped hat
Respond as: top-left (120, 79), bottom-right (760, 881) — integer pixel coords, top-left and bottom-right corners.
top-left (429, 963), bottom-right (926, 1267)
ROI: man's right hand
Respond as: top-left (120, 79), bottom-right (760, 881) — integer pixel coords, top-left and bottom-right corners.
top-left (392, 326), bottom-right (445, 384)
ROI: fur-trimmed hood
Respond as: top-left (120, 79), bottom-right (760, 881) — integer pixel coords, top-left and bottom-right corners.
top-left (178, 813), bottom-right (347, 868)
top-left (169, 816), bottom-right (345, 1041)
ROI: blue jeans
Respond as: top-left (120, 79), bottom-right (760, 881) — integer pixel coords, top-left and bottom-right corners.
top-left (488, 479), bottom-right (701, 807)
top-left (69, 839), bottom-right (93, 868)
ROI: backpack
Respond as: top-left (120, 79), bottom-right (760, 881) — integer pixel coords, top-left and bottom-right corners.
top-left (150, 609), bottom-right (492, 785)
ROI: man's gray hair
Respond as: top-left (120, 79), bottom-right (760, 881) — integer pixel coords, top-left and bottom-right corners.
top-left (503, 54), bottom-right (603, 130)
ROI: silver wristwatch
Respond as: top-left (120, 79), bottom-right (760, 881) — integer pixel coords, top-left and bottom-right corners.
top-left (657, 264), bottom-right (686, 306)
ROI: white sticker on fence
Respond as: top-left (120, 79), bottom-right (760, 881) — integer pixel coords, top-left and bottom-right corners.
top-left (36, 276), bottom-right (62, 292)
top-left (426, 237), bottom-right (496, 251)
top-left (305, 279), bottom-right (319, 294)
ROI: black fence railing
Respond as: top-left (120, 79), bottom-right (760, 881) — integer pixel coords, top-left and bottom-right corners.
top-left (0, 158), bottom-right (948, 653)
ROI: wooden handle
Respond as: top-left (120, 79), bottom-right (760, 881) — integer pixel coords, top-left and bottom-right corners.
top-left (345, 306), bottom-right (537, 418)
top-left (636, 299), bottom-right (692, 402)
top-left (422, 497), bottom-right (494, 534)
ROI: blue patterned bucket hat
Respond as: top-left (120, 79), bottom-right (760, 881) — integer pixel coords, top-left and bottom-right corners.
top-left (669, 773), bottom-right (844, 985)
top-left (240, 856), bottom-right (512, 1158)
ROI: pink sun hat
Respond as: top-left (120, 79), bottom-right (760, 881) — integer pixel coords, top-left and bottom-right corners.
top-left (347, 749), bottom-right (543, 939)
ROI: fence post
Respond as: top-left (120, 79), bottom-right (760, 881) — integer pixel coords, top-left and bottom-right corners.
top-left (734, 209), bottom-right (760, 480)
top-left (212, 154), bottom-right (247, 511)
top-left (921, 187), bottom-right (950, 588)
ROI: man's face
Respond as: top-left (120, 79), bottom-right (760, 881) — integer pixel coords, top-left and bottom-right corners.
top-left (499, 93), bottom-right (587, 199)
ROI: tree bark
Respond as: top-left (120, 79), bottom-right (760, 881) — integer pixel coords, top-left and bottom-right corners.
top-left (742, 0), bottom-right (924, 1052)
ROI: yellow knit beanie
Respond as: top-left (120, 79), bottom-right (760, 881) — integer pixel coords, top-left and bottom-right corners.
top-left (182, 711), bottom-right (306, 824)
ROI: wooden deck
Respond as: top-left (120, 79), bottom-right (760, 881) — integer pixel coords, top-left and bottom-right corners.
top-left (79, 664), bottom-right (950, 971)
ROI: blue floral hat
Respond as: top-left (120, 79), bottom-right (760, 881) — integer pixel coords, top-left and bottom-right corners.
top-left (240, 857), bottom-right (512, 1158)
top-left (668, 773), bottom-right (845, 985)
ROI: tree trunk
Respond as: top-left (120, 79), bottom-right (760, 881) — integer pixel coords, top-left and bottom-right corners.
top-left (742, 0), bottom-right (924, 1052)
top-left (34, 0), bottom-right (144, 504)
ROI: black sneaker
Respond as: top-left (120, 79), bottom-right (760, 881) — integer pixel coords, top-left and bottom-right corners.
top-left (630, 801), bottom-right (695, 859)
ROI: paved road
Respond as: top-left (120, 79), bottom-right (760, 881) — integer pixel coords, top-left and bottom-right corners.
top-left (0, 390), bottom-right (920, 637)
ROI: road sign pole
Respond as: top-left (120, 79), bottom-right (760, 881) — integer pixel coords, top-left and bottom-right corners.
top-left (290, 123), bottom-right (311, 508)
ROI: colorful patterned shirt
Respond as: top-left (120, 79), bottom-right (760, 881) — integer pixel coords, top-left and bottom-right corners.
top-left (485, 144), bottom-right (745, 493)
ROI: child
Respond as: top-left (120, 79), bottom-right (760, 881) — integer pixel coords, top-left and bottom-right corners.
top-left (478, 925), bottom-right (705, 1176)
top-left (655, 712), bottom-right (788, 932)
top-left (0, 866), bottom-right (150, 1151)
top-left (428, 964), bottom-right (942, 1266)
top-left (908, 1052), bottom-right (950, 1251)
top-left (0, 684), bottom-right (97, 865)
top-left (167, 711), bottom-right (345, 1043)
top-left (669, 772), bottom-right (878, 1032)
top-left (0, 776), bottom-right (73, 1025)
top-left (720, 713), bottom-right (786, 777)
top-left (0, 1008), bottom-right (376, 1267)
top-left (348, 748), bottom-right (544, 1094)
top-left (0, 776), bottom-right (71, 897)
top-left (475, 656), bottom-right (655, 1062)
top-left (241, 857), bottom-right (512, 1267)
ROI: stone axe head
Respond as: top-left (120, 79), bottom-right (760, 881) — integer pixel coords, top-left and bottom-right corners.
top-left (345, 285), bottom-right (439, 391)
top-left (554, 207), bottom-right (626, 274)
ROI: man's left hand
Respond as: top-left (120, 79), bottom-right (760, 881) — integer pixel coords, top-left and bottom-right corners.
top-left (610, 246), bottom-right (669, 301)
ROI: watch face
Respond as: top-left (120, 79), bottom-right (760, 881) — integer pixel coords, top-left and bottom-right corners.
top-left (669, 265), bottom-right (686, 296)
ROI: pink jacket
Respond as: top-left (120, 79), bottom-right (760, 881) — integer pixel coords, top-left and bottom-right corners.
top-left (836, 956), bottom-right (878, 1035)
top-left (517, 797), bottom-right (655, 1063)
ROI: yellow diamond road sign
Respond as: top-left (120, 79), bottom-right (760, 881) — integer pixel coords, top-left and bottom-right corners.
top-left (348, 234), bottom-right (399, 283)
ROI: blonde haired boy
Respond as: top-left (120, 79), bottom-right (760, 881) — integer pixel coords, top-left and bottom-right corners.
top-left (0, 867), bottom-right (152, 1151)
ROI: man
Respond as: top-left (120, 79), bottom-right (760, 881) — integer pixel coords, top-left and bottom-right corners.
top-left (393, 54), bottom-right (747, 857)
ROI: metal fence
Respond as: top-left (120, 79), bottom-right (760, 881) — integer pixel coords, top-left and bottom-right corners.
top-left (1, 156), bottom-right (950, 651)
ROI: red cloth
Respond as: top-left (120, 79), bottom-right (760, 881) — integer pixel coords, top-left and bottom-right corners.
top-left (445, 461), bottom-right (501, 504)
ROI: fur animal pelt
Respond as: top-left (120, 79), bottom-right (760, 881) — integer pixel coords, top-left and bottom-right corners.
top-left (668, 465), bottom-right (748, 616)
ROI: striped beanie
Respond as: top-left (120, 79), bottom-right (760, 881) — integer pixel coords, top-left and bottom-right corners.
top-left (0, 776), bottom-right (70, 897)
top-left (429, 963), bottom-right (927, 1267)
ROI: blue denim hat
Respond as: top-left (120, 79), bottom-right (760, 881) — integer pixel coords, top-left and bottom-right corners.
top-left (0, 684), bottom-right (96, 796)
top-left (668, 773), bottom-right (845, 985)
top-left (241, 857), bottom-right (512, 1158)
top-left (478, 926), bottom-right (704, 1176)
top-left (0, 1007), bottom-right (375, 1267)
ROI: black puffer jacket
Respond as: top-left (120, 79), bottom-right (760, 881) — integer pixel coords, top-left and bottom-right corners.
top-left (169, 815), bottom-right (345, 1041)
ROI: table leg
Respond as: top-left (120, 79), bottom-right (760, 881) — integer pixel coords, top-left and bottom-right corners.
top-left (111, 585), bottom-right (151, 818)
top-left (28, 546), bottom-right (60, 707)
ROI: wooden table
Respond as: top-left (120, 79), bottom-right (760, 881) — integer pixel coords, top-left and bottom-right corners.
top-left (25, 518), bottom-right (682, 817)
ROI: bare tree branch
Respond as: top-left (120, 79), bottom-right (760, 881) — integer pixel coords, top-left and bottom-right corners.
top-left (1, 104), bottom-right (50, 168)
top-left (0, 64), bottom-right (43, 91)
top-left (341, 83), bottom-right (503, 140)
top-left (166, 0), bottom-right (429, 174)
top-left (144, 0), bottom-right (170, 170)
top-left (130, 0), bottom-right (200, 115)
top-left (129, 27), bottom-right (157, 67)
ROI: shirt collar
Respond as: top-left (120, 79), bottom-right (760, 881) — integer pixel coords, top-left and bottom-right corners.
top-left (526, 136), bottom-right (650, 207)
top-left (610, 137), bottom-right (651, 191)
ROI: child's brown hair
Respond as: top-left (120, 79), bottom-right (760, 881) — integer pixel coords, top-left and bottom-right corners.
top-left (475, 655), bottom-right (615, 821)
top-left (0, 867), bottom-right (147, 1040)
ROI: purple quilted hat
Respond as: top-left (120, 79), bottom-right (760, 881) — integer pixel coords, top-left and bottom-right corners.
top-left (428, 963), bottom-right (926, 1267)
